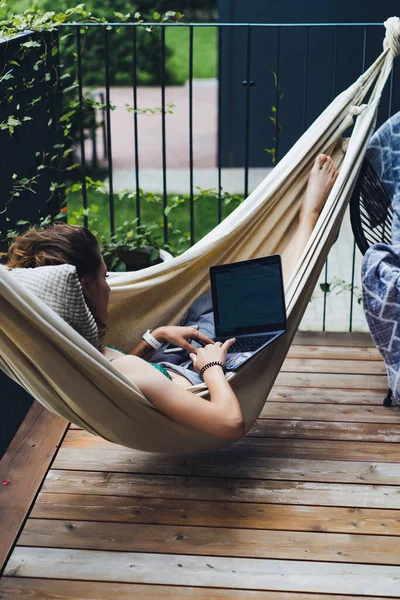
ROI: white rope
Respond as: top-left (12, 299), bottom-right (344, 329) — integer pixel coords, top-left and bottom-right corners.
top-left (384, 16), bottom-right (400, 57)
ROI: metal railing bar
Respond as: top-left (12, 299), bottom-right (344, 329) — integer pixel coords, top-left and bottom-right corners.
top-left (302, 26), bottom-right (309, 132)
top-left (348, 27), bottom-right (368, 331)
top-left (217, 26), bottom-right (223, 223)
top-left (349, 239), bottom-right (357, 332)
top-left (332, 26), bottom-right (338, 98)
top-left (189, 25), bottom-right (194, 246)
top-left (322, 26), bottom-right (340, 330)
top-left (75, 28), bottom-right (88, 228)
top-left (161, 26), bottom-right (168, 245)
top-left (61, 22), bottom-right (383, 28)
top-left (132, 27), bottom-right (141, 226)
top-left (322, 258), bottom-right (328, 332)
top-left (104, 27), bottom-right (115, 235)
top-left (243, 25), bottom-right (252, 199)
top-left (274, 26), bottom-right (281, 163)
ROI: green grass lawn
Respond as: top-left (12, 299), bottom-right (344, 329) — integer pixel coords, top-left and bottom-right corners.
top-left (1, 2), bottom-right (217, 82)
top-left (67, 186), bottom-right (242, 256)
top-left (166, 26), bottom-right (217, 82)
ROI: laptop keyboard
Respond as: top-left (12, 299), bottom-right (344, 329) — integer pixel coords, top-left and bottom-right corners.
top-left (227, 334), bottom-right (276, 353)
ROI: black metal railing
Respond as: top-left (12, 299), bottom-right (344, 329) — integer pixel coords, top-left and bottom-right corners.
top-left (65, 21), bottom-right (397, 332)
top-left (2, 22), bottom-right (399, 333)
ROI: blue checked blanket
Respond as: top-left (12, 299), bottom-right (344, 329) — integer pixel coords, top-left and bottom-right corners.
top-left (363, 244), bottom-right (400, 403)
top-left (362, 112), bottom-right (400, 403)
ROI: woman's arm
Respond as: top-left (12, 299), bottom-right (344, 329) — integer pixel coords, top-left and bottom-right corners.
top-left (112, 340), bottom-right (245, 441)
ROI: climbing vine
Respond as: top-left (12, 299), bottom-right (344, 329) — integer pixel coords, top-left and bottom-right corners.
top-left (0, 2), bottom-right (186, 246)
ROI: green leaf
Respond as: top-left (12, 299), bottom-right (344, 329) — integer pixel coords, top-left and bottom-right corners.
top-left (63, 83), bottom-right (79, 94)
top-left (60, 109), bottom-right (76, 122)
top-left (153, 11), bottom-right (161, 20)
top-left (6, 117), bottom-right (21, 127)
top-left (320, 283), bottom-right (331, 293)
top-left (149, 247), bottom-right (159, 261)
top-left (21, 40), bottom-right (41, 49)
top-left (115, 260), bottom-right (127, 272)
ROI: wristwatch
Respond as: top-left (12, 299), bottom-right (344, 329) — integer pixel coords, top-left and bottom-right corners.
top-left (142, 328), bottom-right (163, 351)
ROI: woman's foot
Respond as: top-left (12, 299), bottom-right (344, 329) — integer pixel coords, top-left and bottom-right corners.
top-left (300, 154), bottom-right (339, 222)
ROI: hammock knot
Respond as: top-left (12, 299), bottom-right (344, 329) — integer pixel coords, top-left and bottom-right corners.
top-left (349, 104), bottom-right (367, 117)
top-left (384, 17), bottom-right (400, 57)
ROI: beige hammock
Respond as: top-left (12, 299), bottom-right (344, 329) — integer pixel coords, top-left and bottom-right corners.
top-left (1, 19), bottom-right (399, 454)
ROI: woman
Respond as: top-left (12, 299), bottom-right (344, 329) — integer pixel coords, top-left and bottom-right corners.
top-left (5, 155), bottom-right (338, 440)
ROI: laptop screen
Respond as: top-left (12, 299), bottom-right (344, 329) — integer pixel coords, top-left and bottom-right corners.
top-left (210, 255), bottom-right (286, 337)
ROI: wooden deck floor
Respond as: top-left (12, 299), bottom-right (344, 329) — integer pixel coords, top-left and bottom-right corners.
top-left (1, 333), bottom-right (400, 599)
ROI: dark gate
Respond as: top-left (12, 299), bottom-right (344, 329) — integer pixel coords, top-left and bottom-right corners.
top-left (218, 0), bottom-right (400, 167)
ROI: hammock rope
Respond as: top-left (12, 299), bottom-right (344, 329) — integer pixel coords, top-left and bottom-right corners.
top-left (0, 18), bottom-right (399, 454)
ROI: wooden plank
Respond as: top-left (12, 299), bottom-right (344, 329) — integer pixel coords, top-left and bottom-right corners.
top-left (281, 358), bottom-right (386, 375)
top-left (58, 431), bottom-right (400, 462)
top-left (52, 447), bottom-right (400, 485)
top-left (31, 493), bottom-right (400, 536)
top-left (249, 420), bottom-right (400, 442)
top-left (287, 345), bottom-right (381, 361)
top-left (260, 402), bottom-right (400, 422)
top-left (4, 548), bottom-right (400, 595)
top-left (18, 519), bottom-right (400, 566)
top-left (236, 436), bottom-right (400, 461)
top-left (269, 386), bottom-right (386, 404)
top-left (274, 372), bottom-right (388, 390)
top-left (0, 401), bottom-right (68, 573)
top-left (42, 471), bottom-right (400, 509)
top-left (1, 578), bottom-right (395, 600)
top-left (293, 331), bottom-right (374, 347)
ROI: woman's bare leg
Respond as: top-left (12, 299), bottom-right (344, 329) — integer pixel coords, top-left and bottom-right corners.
top-left (281, 154), bottom-right (338, 283)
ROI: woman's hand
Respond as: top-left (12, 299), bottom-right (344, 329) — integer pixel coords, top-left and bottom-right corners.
top-left (153, 325), bottom-right (215, 354)
top-left (189, 339), bottom-right (236, 373)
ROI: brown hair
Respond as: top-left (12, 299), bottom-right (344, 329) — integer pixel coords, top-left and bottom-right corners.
top-left (5, 223), bottom-right (106, 335)
top-left (6, 222), bottom-right (102, 278)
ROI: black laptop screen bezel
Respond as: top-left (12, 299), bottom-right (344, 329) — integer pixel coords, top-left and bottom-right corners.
top-left (210, 255), bottom-right (287, 338)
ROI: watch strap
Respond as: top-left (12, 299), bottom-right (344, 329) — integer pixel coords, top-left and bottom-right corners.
top-left (142, 328), bottom-right (163, 351)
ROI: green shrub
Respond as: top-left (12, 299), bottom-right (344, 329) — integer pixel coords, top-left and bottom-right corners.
top-left (39, 0), bottom-right (179, 86)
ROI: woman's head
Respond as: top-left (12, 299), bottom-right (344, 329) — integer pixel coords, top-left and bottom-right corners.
top-left (6, 223), bottom-right (110, 324)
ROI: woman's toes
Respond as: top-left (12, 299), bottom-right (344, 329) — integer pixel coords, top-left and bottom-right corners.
top-left (316, 154), bottom-right (328, 168)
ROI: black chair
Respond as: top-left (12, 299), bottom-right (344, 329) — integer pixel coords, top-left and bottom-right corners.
top-left (349, 158), bottom-right (394, 406)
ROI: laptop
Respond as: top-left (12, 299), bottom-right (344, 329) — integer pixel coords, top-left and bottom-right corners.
top-left (210, 255), bottom-right (287, 371)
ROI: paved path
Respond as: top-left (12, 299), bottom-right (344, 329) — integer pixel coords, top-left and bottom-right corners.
top-left (88, 82), bottom-right (217, 170)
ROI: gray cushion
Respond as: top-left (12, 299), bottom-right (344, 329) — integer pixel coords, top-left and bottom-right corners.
top-left (9, 264), bottom-right (100, 348)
